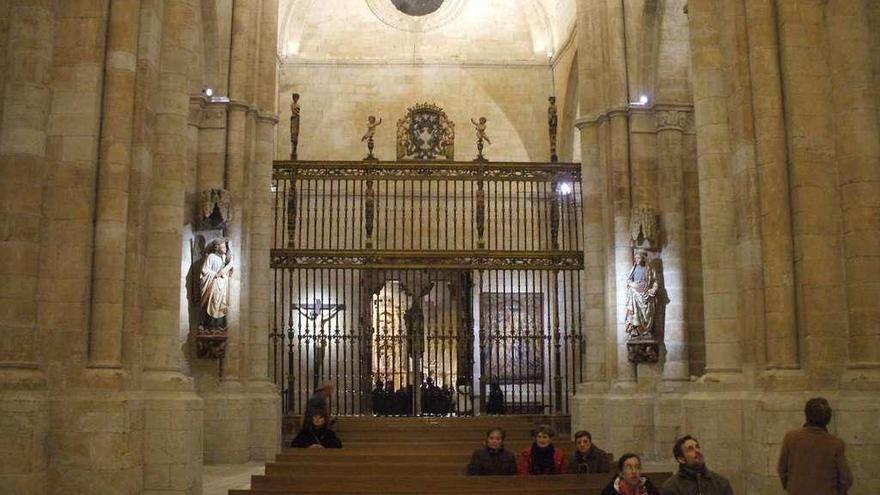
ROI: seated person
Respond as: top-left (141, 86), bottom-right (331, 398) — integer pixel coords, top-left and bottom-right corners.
top-left (517, 424), bottom-right (569, 475)
top-left (290, 412), bottom-right (342, 449)
top-left (466, 427), bottom-right (517, 476)
top-left (601, 453), bottom-right (660, 495)
top-left (570, 430), bottom-right (610, 474)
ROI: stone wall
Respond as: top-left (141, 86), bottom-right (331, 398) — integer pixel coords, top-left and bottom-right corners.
top-left (278, 62), bottom-right (554, 163)
top-left (0, 0), bottom-right (281, 493)
top-left (570, 1), bottom-right (880, 494)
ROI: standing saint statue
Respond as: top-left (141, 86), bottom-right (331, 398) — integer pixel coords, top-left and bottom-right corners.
top-left (199, 238), bottom-right (234, 332)
top-left (624, 250), bottom-right (658, 338)
top-left (290, 93), bottom-right (301, 160)
top-left (548, 96), bottom-right (558, 162)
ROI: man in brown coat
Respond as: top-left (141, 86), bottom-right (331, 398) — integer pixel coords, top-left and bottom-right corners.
top-left (778, 397), bottom-right (853, 495)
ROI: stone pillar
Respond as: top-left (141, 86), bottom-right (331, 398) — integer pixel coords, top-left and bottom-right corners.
top-left (0, 0), bottom-right (54, 369)
top-left (0, 2), bottom-right (55, 489)
top-left (743, 0), bottom-right (799, 371)
top-left (574, 0), bottom-right (609, 385)
top-left (576, 120), bottom-right (609, 384)
top-left (775, 0), bottom-right (849, 379)
top-left (687, 0), bottom-right (742, 377)
top-left (247, 113), bottom-right (281, 461)
top-left (89, 0), bottom-right (142, 369)
top-left (826, 0), bottom-right (880, 373)
top-left (141, 0), bottom-right (204, 492)
top-left (656, 108), bottom-right (689, 382)
top-left (608, 112), bottom-right (636, 383)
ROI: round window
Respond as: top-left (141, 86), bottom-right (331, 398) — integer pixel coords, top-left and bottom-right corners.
top-left (390, 0), bottom-right (445, 17)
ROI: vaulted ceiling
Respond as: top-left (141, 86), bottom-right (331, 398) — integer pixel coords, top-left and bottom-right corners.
top-left (278, 0), bottom-right (576, 63)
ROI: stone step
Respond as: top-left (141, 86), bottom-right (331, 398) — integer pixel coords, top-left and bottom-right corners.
top-left (280, 440), bottom-right (577, 453)
top-left (248, 473), bottom-right (663, 492)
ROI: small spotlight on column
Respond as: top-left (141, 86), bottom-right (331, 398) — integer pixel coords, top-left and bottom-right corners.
top-left (638, 95), bottom-right (648, 104)
top-left (203, 87), bottom-right (214, 98)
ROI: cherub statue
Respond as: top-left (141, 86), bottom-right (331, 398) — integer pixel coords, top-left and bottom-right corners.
top-left (470, 117), bottom-right (491, 145)
top-left (362, 115), bottom-right (382, 160)
top-left (362, 115), bottom-right (383, 142)
top-left (471, 117), bottom-right (490, 161)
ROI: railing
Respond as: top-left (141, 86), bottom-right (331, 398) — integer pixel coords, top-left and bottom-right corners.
top-left (270, 160), bottom-right (585, 416)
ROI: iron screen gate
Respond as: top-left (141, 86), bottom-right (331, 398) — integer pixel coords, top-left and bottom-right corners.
top-left (270, 160), bottom-right (584, 416)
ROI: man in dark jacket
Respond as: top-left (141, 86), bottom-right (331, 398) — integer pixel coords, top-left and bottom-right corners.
top-left (777, 397), bottom-right (853, 495)
top-left (466, 427), bottom-right (517, 475)
top-left (661, 435), bottom-right (734, 495)
top-left (570, 430), bottom-right (610, 474)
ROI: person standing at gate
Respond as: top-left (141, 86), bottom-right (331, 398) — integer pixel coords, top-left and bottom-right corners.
top-left (517, 424), bottom-right (568, 475)
top-left (777, 397), bottom-right (853, 495)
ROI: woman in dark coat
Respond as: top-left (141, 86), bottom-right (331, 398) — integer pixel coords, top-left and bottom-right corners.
top-left (291, 412), bottom-right (342, 449)
top-left (601, 453), bottom-right (660, 495)
top-left (466, 427), bottom-right (517, 475)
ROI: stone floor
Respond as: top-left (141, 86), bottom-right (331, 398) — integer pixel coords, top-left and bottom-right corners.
top-left (203, 462), bottom-right (264, 495)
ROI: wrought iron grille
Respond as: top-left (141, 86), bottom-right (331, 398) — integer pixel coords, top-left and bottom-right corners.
top-left (270, 160), bottom-right (584, 416)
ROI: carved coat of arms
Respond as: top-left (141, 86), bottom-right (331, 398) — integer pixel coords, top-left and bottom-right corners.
top-left (396, 103), bottom-right (455, 160)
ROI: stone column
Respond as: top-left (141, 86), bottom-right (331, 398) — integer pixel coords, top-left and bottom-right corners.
top-left (608, 112), bottom-right (636, 383)
top-left (88, 0), bottom-right (142, 369)
top-left (743, 0), bottom-right (799, 371)
top-left (247, 113), bottom-right (281, 461)
top-left (775, 0), bottom-right (849, 378)
top-left (687, 0), bottom-right (742, 377)
top-left (574, 0), bottom-right (609, 385)
top-left (0, 2), bottom-right (54, 491)
top-left (656, 108), bottom-right (689, 382)
top-left (0, 0), bottom-right (54, 369)
top-left (827, 0), bottom-right (880, 373)
top-left (141, 0), bottom-right (204, 492)
top-left (576, 120), bottom-right (609, 384)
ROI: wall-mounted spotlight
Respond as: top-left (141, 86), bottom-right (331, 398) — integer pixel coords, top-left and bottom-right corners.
top-left (202, 86), bottom-right (229, 103)
top-left (631, 94), bottom-right (650, 106)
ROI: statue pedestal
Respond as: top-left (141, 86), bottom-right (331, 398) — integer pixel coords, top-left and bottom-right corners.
top-left (627, 337), bottom-right (659, 363)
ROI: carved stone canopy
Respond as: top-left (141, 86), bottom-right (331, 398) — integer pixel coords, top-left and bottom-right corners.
top-left (630, 204), bottom-right (658, 249)
top-left (198, 188), bottom-right (232, 231)
top-left (396, 103), bottom-right (455, 161)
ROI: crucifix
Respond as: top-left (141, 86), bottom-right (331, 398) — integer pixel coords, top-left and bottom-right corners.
top-left (291, 299), bottom-right (346, 387)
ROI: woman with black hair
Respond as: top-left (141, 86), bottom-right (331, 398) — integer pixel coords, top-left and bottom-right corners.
top-left (291, 412), bottom-right (342, 449)
top-left (601, 453), bottom-right (660, 495)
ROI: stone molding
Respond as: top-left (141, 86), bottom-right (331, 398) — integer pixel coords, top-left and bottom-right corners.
top-left (655, 109), bottom-right (689, 131)
top-left (576, 104), bottom-right (694, 134)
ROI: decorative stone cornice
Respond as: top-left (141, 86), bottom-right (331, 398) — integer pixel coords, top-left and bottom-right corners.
top-left (574, 107), bottom-right (630, 129)
top-left (655, 110), bottom-right (689, 131)
top-left (256, 112), bottom-right (280, 125)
